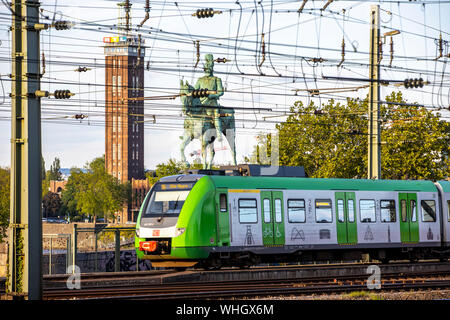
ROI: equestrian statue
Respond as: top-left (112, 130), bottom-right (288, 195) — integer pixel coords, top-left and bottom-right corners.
top-left (179, 54), bottom-right (237, 169)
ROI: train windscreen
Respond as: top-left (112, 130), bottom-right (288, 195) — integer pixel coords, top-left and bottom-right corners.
top-left (142, 182), bottom-right (195, 218)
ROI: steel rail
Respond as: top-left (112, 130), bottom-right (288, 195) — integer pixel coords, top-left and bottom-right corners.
top-left (42, 266), bottom-right (450, 300)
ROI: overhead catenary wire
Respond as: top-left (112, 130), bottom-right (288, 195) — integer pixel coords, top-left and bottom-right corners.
top-left (0, 1), bottom-right (449, 153)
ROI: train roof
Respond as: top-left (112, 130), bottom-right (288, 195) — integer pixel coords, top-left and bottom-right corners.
top-left (437, 180), bottom-right (450, 193)
top-left (206, 176), bottom-right (438, 192)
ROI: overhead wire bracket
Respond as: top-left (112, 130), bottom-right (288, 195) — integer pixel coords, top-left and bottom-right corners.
top-left (322, 0), bottom-right (333, 11)
top-left (338, 38), bottom-right (345, 67)
top-left (435, 33), bottom-right (444, 60)
top-left (298, 0), bottom-right (308, 13)
top-left (139, 0), bottom-right (150, 28)
top-left (194, 40), bottom-right (200, 68)
top-left (258, 33), bottom-right (266, 69)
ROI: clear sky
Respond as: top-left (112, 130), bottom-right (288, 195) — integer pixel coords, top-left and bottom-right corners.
top-left (0, 0), bottom-right (449, 171)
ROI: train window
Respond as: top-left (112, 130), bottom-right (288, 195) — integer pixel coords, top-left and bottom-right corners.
top-left (348, 199), bottom-right (355, 222)
top-left (220, 194), bottom-right (227, 212)
top-left (401, 200), bottom-right (407, 222)
top-left (360, 200), bottom-right (376, 222)
top-left (288, 199), bottom-right (306, 223)
top-left (411, 200), bottom-right (417, 222)
top-left (421, 200), bottom-right (436, 222)
top-left (448, 200), bottom-right (450, 222)
top-left (144, 190), bottom-right (190, 217)
top-left (381, 200), bottom-right (396, 222)
top-left (263, 198), bottom-right (271, 223)
top-left (238, 199), bottom-right (258, 223)
top-left (274, 199), bottom-right (282, 223)
top-left (337, 199), bottom-right (345, 223)
top-left (315, 199), bottom-right (332, 223)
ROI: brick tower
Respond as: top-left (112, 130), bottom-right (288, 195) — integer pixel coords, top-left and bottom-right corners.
top-left (103, 2), bottom-right (148, 222)
top-left (104, 36), bottom-right (145, 183)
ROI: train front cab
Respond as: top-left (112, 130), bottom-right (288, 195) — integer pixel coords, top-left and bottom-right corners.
top-left (135, 175), bottom-right (216, 267)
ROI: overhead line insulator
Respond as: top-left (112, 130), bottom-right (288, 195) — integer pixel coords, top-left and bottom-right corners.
top-left (191, 89), bottom-right (209, 98)
top-left (53, 90), bottom-right (74, 99)
top-left (214, 58), bottom-right (230, 63)
top-left (403, 78), bottom-right (424, 89)
top-left (74, 114), bottom-right (87, 120)
top-left (53, 21), bottom-right (72, 30)
top-left (74, 66), bottom-right (91, 72)
top-left (192, 8), bottom-right (222, 19)
top-left (33, 21), bottom-right (72, 31)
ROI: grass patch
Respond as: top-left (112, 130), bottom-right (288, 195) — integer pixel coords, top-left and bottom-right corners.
top-left (346, 291), bottom-right (384, 300)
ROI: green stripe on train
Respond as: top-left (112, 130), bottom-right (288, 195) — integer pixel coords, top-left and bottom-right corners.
top-left (170, 176), bottom-right (216, 259)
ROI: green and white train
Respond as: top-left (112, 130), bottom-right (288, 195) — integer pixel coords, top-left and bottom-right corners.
top-left (135, 173), bottom-right (450, 268)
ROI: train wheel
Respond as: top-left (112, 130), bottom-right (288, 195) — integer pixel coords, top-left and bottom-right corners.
top-left (202, 256), bottom-right (222, 270)
top-left (174, 267), bottom-right (187, 271)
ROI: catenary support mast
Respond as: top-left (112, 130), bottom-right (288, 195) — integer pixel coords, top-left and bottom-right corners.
top-left (368, 5), bottom-right (381, 180)
top-left (8, 0), bottom-right (43, 300)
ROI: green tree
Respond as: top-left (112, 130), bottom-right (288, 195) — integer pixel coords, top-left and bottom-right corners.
top-left (250, 91), bottom-right (450, 180)
top-left (42, 191), bottom-right (62, 218)
top-left (61, 156), bottom-right (130, 222)
top-left (47, 157), bottom-right (62, 181)
top-left (145, 158), bottom-right (205, 185)
top-left (0, 167), bottom-right (10, 242)
top-left (146, 158), bottom-right (184, 185)
top-left (41, 154), bottom-right (46, 181)
top-left (380, 92), bottom-right (450, 180)
top-left (60, 167), bottom-right (83, 221)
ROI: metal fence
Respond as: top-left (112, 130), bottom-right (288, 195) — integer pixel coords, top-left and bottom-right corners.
top-left (43, 233), bottom-right (72, 275)
top-left (43, 224), bottom-right (151, 274)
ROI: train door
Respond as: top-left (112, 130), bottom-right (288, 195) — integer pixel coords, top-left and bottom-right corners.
top-left (260, 191), bottom-right (285, 246)
top-left (335, 192), bottom-right (358, 244)
top-left (399, 193), bottom-right (419, 243)
top-left (215, 188), bottom-right (230, 246)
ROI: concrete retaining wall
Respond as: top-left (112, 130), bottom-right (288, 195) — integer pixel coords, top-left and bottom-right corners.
top-left (43, 250), bottom-right (152, 275)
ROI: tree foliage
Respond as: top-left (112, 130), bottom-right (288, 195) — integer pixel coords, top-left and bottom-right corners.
top-left (146, 158), bottom-right (203, 185)
top-left (42, 191), bottom-right (62, 218)
top-left (61, 156), bottom-right (130, 222)
top-left (250, 91), bottom-right (450, 180)
top-left (0, 167), bottom-right (10, 242)
top-left (47, 157), bottom-right (62, 181)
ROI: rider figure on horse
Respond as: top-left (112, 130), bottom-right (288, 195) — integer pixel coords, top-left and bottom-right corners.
top-left (195, 53), bottom-right (224, 139)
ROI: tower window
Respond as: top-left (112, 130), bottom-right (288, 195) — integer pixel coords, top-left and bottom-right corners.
top-left (112, 75), bottom-right (116, 96)
top-left (118, 76), bottom-right (122, 97)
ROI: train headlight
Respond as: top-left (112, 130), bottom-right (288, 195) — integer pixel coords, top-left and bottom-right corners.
top-left (175, 228), bottom-right (186, 237)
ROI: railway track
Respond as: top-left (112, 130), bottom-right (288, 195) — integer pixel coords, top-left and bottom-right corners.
top-left (43, 262), bottom-right (450, 300)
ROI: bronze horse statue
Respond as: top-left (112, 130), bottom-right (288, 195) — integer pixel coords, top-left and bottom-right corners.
top-left (179, 80), bottom-right (237, 169)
